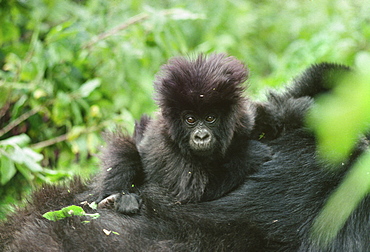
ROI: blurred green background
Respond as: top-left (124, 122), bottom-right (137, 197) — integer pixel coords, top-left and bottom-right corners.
top-left (1, 0), bottom-right (370, 227)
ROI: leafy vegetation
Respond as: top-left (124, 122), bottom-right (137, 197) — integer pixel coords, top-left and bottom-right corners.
top-left (0, 0), bottom-right (369, 238)
top-left (308, 68), bottom-right (370, 247)
top-left (42, 205), bottom-right (100, 222)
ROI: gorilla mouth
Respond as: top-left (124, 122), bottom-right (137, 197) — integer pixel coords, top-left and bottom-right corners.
top-left (193, 142), bottom-right (211, 150)
top-left (189, 139), bottom-right (215, 156)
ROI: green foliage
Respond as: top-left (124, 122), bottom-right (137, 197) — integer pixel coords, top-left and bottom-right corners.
top-left (308, 60), bottom-right (370, 162)
top-left (307, 57), bottom-right (370, 247)
top-left (43, 205), bottom-right (100, 222)
top-left (0, 134), bottom-right (68, 185)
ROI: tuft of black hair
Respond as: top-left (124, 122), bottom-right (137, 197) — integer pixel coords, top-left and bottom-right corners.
top-left (154, 53), bottom-right (249, 117)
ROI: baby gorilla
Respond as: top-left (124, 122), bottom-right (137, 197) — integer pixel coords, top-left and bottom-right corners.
top-left (96, 54), bottom-right (269, 213)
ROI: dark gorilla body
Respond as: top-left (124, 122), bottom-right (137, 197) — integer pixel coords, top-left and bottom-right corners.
top-left (1, 55), bottom-right (369, 251)
top-left (97, 54), bottom-right (267, 213)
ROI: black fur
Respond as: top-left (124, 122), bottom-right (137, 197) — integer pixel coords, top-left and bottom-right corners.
top-left (0, 178), bottom-right (177, 251)
top-left (140, 129), bottom-right (369, 251)
top-left (97, 54), bottom-right (258, 212)
top-left (1, 58), bottom-right (369, 252)
top-left (253, 63), bottom-right (351, 141)
top-left (286, 63), bottom-right (351, 98)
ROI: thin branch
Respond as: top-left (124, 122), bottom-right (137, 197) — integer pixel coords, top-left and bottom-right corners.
top-left (30, 134), bottom-right (68, 149)
top-left (0, 107), bottom-right (41, 138)
top-left (83, 12), bottom-right (150, 49)
top-left (0, 102), bottom-right (10, 120)
top-left (30, 124), bottom-right (106, 149)
top-left (83, 9), bottom-right (180, 49)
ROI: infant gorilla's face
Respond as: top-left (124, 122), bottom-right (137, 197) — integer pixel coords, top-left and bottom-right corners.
top-left (182, 111), bottom-right (219, 156)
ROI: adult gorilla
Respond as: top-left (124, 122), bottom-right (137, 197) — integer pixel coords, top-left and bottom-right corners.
top-left (1, 57), bottom-right (369, 252)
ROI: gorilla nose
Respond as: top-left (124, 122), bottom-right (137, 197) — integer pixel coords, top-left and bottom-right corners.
top-left (194, 130), bottom-right (211, 143)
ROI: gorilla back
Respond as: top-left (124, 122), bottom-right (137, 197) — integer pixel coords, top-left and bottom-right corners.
top-left (2, 129), bottom-right (369, 252)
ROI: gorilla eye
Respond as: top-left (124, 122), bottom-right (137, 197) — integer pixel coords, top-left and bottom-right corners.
top-left (185, 116), bottom-right (197, 125)
top-left (205, 115), bottom-right (216, 123)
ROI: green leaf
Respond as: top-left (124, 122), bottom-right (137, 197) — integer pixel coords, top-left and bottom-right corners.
top-left (11, 95), bottom-right (28, 118)
top-left (52, 92), bottom-right (71, 126)
top-left (8, 146), bottom-right (43, 172)
top-left (7, 146), bottom-right (24, 164)
top-left (46, 19), bottom-right (76, 43)
top-left (43, 205), bottom-right (86, 222)
top-left (67, 126), bottom-right (84, 141)
top-left (23, 148), bottom-right (43, 162)
top-left (43, 205), bottom-right (100, 222)
top-left (77, 79), bottom-right (101, 98)
top-left (0, 155), bottom-right (17, 185)
top-left (0, 19), bottom-right (20, 43)
top-left (15, 163), bottom-right (34, 181)
top-left (23, 158), bottom-right (43, 172)
top-left (307, 71), bottom-right (370, 162)
top-left (0, 134), bottom-right (31, 147)
top-left (71, 101), bottom-right (83, 125)
top-left (42, 168), bottom-right (71, 182)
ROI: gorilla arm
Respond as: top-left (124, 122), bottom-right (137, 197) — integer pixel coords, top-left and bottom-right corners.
top-left (253, 63), bottom-right (351, 141)
top-left (96, 131), bottom-right (144, 214)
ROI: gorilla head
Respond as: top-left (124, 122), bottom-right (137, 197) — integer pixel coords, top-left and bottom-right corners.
top-left (154, 53), bottom-right (253, 156)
